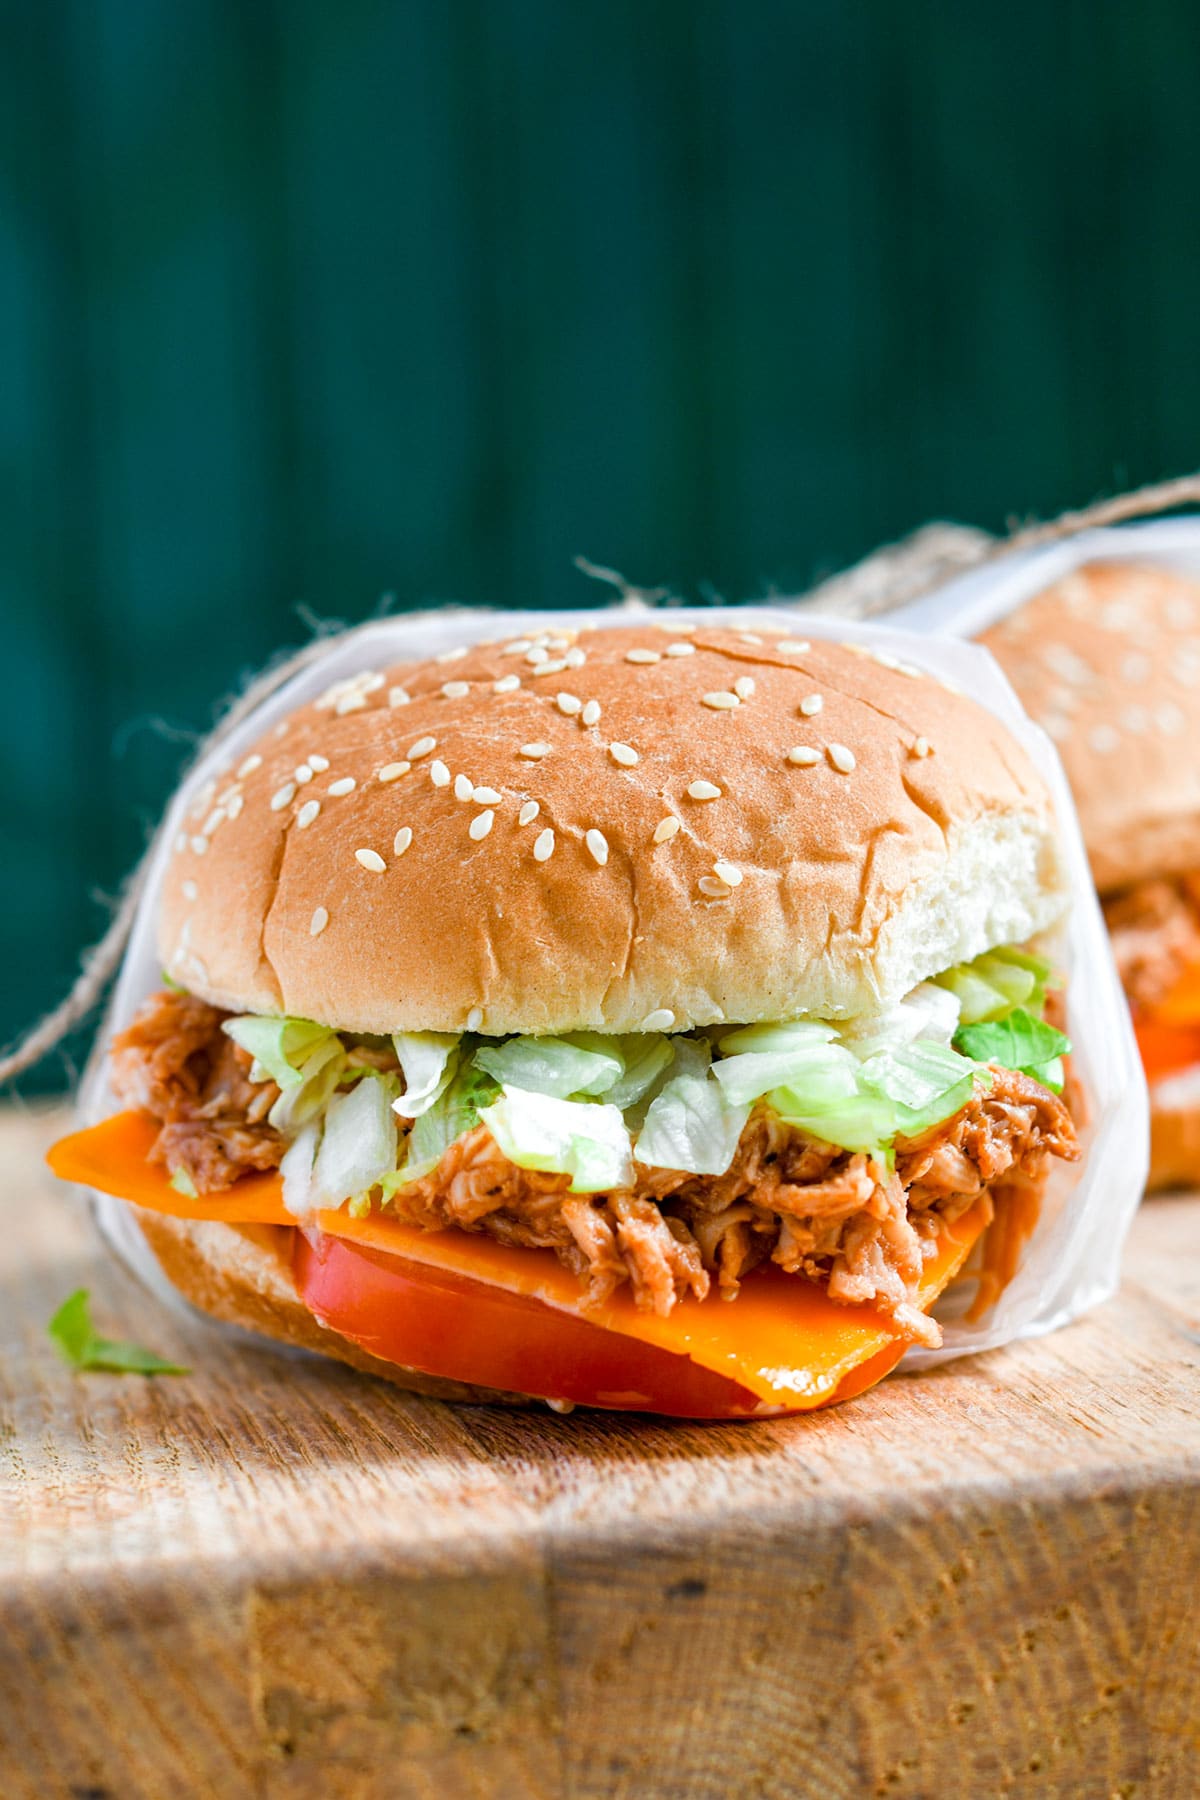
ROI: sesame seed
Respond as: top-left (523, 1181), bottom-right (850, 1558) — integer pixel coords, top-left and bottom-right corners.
top-left (407, 736), bottom-right (437, 759)
top-left (473, 785), bottom-right (502, 805)
top-left (799, 694), bottom-right (824, 716)
top-left (182, 880), bottom-right (198, 902)
top-left (520, 742), bottom-right (551, 759)
top-left (625, 648), bottom-right (661, 664)
top-left (912, 737), bottom-right (932, 759)
top-left (526, 647), bottom-right (549, 665)
top-left (533, 827), bottom-right (555, 861)
top-left (702, 691), bottom-right (740, 710)
top-left (841, 642), bottom-right (871, 658)
top-left (556, 692), bottom-right (582, 716)
top-left (610, 742), bottom-right (639, 767)
top-left (1157, 702), bottom-right (1185, 735)
top-left (653, 816), bottom-right (681, 843)
top-left (310, 907), bottom-right (329, 936)
top-left (665, 642), bottom-right (696, 657)
top-left (388, 687), bottom-right (411, 708)
top-left (436, 646), bottom-right (468, 664)
top-left (739, 632), bottom-right (763, 646)
top-left (687, 780), bottom-right (721, 800)
top-left (270, 783), bottom-right (296, 811)
top-left (336, 692), bottom-right (367, 715)
top-left (786, 746), bottom-right (821, 766)
top-left (778, 640), bottom-right (810, 654)
top-left (713, 860), bottom-right (743, 887)
top-left (430, 760), bottom-right (451, 787)
top-left (190, 836), bottom-right (209, 856)
top-left (378, 761), bottom-right (410, 782)
top-left (202, 808), bottom-right (225, 835)
top-left (452, 774), bottom-right (472, 801)
top-left (308, 754), bottom-right (330, 773)
top-left (503, 639), bottom-right (533, 655)
top-left (355, 848), bottom-right (386, 872)
top-left (393, 826), bottom-right (413, 856)
top-left (297, 800), bottom-right (321, 829)
top-left (328, 777), bottom-right (356, 797)
top-left (294, 764), bottom-right (313, 785)
top-left (642, 1008), bottom-right (675, 1031)
top-left (466, 1006), bottom-right (483, 1031)
top-left (237, 754), bottom-right (263, 778)
top-left (530, 658), bottom-right (568, 677)
top-left (175, 833), bottom-right (188, 853)
top-left (441, 680), bottom-right (470, 699)
top-left (1089, 724), bottom-right (1120, 754)
top-left (359, 673), bottom-right (385, 694)
top-left (698, 875), bottom-right (733, 899)
top-left (518, 800), bottom-right (540, 825)
top-left (494, 674), bottom-right (521, 694)
top-left (827, 743), bottom-right (856, 773)
top-left (733, 676), bottom-right (756, 700)
top-left (585, 828), bottom-right (609, 866)
top-left (581, 700), bottom-right (601, 727)
top-left (894, 660), bottom-right (924, 679)
top-left (564, 647), bottom-right (587, 668)
top-left (469, 809), bottom-right (495, 840)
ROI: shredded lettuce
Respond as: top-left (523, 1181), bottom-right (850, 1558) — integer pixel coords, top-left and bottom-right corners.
top-left (391, 1031), bottom-right (461, 1118)
top-left (636, 1040), bottom-right (751, 1175)
top-left (221, 941), bottom-right (1070, 1197)
top-left (311, 1074), bottom-right (399, 1208)
top-left (267, 1035), bottom-right (347, 1134)
top-left (222, 1014), bottom-right (334, 1089)
top-left (933, 947), bottom-right (1053, 1026)
top-left (479, 1085), bottom-right (634, 1192)
top-left (384, 1060), bottom-right (499, 1191)
top-left (473, 1034), bottom-right (623, 1099)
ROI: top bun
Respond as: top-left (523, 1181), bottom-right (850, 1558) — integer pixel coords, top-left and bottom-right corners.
top-left (160, 622), bottom-right (1067, 1035)
top-left (979, 563), bottom-right (1200, 893)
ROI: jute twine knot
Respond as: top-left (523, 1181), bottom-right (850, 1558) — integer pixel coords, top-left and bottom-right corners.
top-left (6, 468), bottom-right (1200, 1088)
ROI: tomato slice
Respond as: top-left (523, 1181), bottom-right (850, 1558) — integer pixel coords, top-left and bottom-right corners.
top-left (1134, 1016), bottom-right (1200, 1084)
top-left (49, 1110), bottom-right (988, 1417)
top-left (293, 1231), bottom-right (766, 1418)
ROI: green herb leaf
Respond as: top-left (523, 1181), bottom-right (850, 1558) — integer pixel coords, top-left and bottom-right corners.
top-left (953, 1010), bottom-right (1070, 1090)
top-left (47, 1290), bottom-right (189, 1376)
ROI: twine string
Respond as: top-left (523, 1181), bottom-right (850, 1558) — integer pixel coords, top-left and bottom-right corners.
top-left (5, 469), bottom-right (1200, 1088)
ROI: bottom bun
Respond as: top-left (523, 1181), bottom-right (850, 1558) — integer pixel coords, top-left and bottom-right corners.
top-left (135, 1210), bottom-right (530, 1406)
top-left (1148, 1097), bottom-right (1200, 1192)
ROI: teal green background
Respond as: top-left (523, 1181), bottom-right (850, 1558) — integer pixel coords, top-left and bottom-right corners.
top-left (5, 2), bottom-right (1200, 1087)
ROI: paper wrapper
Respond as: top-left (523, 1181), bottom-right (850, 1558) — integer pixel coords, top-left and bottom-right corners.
top-left (81, 603), bottom-right (1147, 1374)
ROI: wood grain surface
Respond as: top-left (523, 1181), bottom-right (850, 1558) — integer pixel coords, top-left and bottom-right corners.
top-left (2, 1104), bottom-right (1198, 1799)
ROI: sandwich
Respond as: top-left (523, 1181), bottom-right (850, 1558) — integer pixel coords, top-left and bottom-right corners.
top-left (979, 562), bottom-right (1200, 1188)
top-left (50, 621), bottom-right (1085, 1416)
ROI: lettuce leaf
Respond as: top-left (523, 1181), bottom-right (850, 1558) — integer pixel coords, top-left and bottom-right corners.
top-left (953, 1009), bottom-right (1070, 1091)
top-left (391, 1031), bottom-right (461, 1118)
top-left (48, 1290), bottom-right (189, 1376)
top-left (636, 1040), bottom-right (751, 1176)
top-left (479, 1085), bottom-right (634, 1192)
top-left (312, 1073), bottom-right (399, 1207)
top-left (385, 1060), bottom-right (500, 1191)
top-left (222, 1014), bottom-right (333, 1089)
top-left (473, 1035), bottom-right (622, 1099)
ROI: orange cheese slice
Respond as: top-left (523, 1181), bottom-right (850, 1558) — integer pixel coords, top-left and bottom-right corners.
top-left (48, 1112), bottom-right (987, 1409)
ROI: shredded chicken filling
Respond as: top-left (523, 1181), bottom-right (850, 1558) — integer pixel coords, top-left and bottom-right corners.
top-left (1103, 871), bottom-right (1200, 1012)
top-left (111, 990), bottom-right (1080, 1347)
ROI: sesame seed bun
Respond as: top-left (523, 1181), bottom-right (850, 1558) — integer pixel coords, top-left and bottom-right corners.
top-left (979, 563), bottom-right (1200, 894)
top-left (134, 1210), bottom-right (527, 1402)
top-left (160, 624), bottom-right (1068, 1034)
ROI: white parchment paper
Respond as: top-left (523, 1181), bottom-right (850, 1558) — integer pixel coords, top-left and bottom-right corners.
top-left (82, 603), bottom-right (1147, 1372)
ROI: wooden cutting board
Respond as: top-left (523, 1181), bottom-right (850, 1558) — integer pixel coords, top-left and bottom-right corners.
top-left (2, 1104), bottom-right (1198, 1799)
